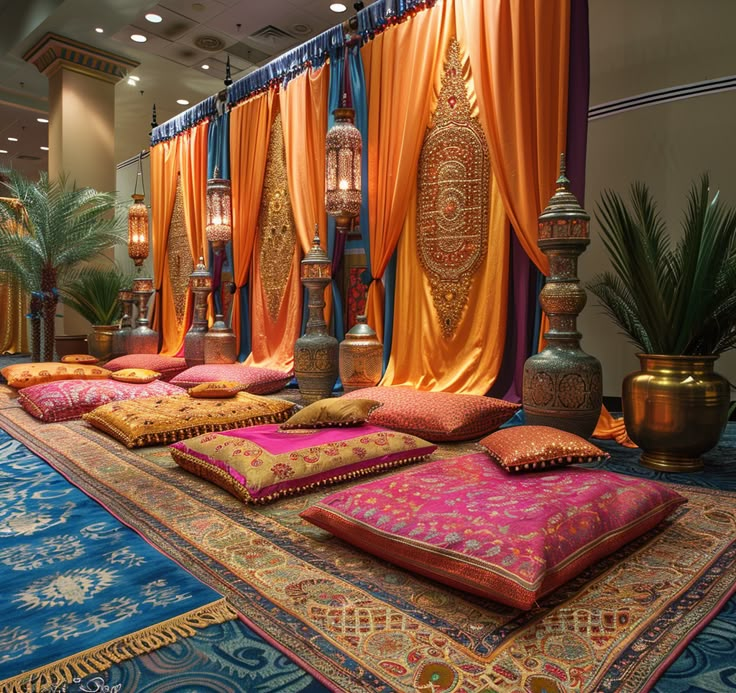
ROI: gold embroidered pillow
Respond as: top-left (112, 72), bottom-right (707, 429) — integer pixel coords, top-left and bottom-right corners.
top-left (1, 363), bottom-right (111, 389)
top-left (83, 392), bottom-right (296, 448)
top-left (280, 398), bottom-right (382, 429)
top-left (188, 381), bottom-right (245, 399)
top-left (110, 368), bottom-right (161, 384)
top-left (61, 354), bottom-right (99, 365)
top-left (479, 425), bottom-right (610, 472)
top-left (170, 424), bottom-right (436, 503)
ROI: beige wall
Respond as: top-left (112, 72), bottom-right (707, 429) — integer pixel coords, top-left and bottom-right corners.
top-left (581, 0), bottom-right (736, 397)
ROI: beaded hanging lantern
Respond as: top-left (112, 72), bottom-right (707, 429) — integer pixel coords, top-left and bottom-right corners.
top-left (128, 193), bottom-right (149, 266)
top-left (325, 106), bottom-right (362, 234)
top-left (206, 168), bottom-right (232, 252)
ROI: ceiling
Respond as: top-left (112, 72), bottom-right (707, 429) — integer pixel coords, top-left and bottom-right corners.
top-left (0, 0), bottom-right (367, 178)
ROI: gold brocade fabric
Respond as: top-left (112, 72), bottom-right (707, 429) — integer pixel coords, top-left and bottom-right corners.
top-left (167, 175), bottom-right (194, 329)
top-left (417, 39), bottom-right (490, 338)
top-left (258, 113), bottom-right (297, 323)
top-left (0, 272), bottom-right (29, 354)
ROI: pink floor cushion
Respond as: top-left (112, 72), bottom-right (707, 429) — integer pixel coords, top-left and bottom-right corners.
top-left (170, 423), bottom-right (436, 504)
top-left (170, 364), bottom-right (292, 395)
top-left (342, 387), bottom-right (520, 442)
top-left (104, 355), bottom-right (188, 382)
top-left (18, 379), bottom-right (185, 423)
top-left (301, 453), bottom-right (686, 610)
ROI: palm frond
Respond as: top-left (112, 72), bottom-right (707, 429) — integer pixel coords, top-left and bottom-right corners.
top-left (61, 265), bottom-right (134, 325)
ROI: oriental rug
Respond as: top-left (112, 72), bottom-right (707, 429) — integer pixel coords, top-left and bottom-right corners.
top-left (1, 406), bottom-right (735, 693)
top-left (0, 428), bottom-right (236, 693)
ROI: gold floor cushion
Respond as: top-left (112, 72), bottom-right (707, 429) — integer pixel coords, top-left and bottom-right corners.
top-left (83, 392), bottom-right (297, 448)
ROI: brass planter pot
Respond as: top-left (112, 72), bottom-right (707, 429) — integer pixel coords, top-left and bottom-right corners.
top-left (88, 324), bottom-right (119, 362)
top-left (623, 354), bottom-right (730, 472)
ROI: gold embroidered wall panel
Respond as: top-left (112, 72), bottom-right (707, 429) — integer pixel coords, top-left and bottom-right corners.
top-left (417, 39), bottom-right (490, 338)
top-left (166, 174), bottom-right (194, 330)
top-left (258, 112), bottom-right (297, 323)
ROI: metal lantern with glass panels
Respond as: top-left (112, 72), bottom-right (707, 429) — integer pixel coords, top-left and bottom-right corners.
top-left (325, 106), bottom-right (362, 234)
top-left (206, 171), bottom-right (232, 252)
top-left (128, 193), bottom-right (149, 266)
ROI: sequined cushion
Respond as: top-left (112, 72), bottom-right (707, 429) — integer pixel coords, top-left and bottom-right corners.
top-left (104, 355), bottom-right (188, 382)
top-left (170, 424), bottom-right (436, 504)
top-left (342, 387), bottom-right (520, 442)
top-left (170, 364), bottom-right (292, 395)
top-left (301, 453), bottom-right (687, 610)
top-left (188, 381), bottom-right (245, 399)
top-left (60, 354), bottom-right (99, 365)
top-left (83, 392), bottom-right (296, 448)
top-left (479, 425), bottom-right (610, 472)
top-left (18, 379), bottom-right (184, 423)
top-left (280, 398), bottom-right (382, 429)
top-left (109, 368), bottom-right (161, 384)
top-left (1, 363), bottom-right (111, 389)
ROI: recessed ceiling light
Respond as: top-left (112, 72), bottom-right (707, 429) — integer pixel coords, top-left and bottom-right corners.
top-left (0, 150), bottom-right (7, 154)
top-left (7, 137), bottom-right (18, 142)
top-left (128, 75), bottom-right (140, 82)
top-left (95, 27), bottom-right (104, 33)
top-left (201, 64), bottom-right (210, 70)
top-left (127, 78), bottom-right (136, 85)
top-left (37, 117), bottom-right (49, 123)
top-left (330, 3), bottom-right (347, 12)
top-left (40, 146), bottom-right (49, 151)
top-left (145, 13), bottom-right (163, 23)
top-left (176, 99), bottom-right (190, 105)
top-left (131, 34), bottom-right (147, 43)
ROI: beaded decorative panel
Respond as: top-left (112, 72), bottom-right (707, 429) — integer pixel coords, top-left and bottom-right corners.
top-left (417, 39), bottom-right (490, 338)
top-left (167, 174), bottom-right (194, 329)
top-left (258, 112), bottom-right (297, 323)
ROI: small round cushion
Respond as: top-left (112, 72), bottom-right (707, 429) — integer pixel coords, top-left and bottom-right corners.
top-left (61, 354), bottom-right (99, 365)
top-left (188, 381), bottom-right (244, 399)
top-left (110, 368), bottom-right (161, 384)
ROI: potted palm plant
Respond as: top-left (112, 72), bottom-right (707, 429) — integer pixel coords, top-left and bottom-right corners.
top-left (0, 169), bottom-right (126, 362)
top-left (588, 174), bottom-right (736, 472)
top-left (61, 265), bottom-right (134, 361)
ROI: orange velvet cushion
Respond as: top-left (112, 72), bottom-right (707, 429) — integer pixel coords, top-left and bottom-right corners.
top-left (60, 354), bottom-right (99, 365)
top-left (188, 381), bottom-right (245, 399)
top-left (1, 363), bottom-right (111, 389)
top-left (280, 398), bottom-right (382, 429)
top-left (110, 368), bottom-right (161, 384)
top-left (478, 425), bottom-right (610, 472)
top-left (342, 387), bottom-right (520, 442)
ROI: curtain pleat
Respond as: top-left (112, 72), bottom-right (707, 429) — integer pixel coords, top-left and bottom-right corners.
top-left (229, 91), bottom-right (275, 359)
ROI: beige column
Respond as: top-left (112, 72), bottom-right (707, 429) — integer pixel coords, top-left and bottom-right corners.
top-left (24, 33), bottom-right (139, 335)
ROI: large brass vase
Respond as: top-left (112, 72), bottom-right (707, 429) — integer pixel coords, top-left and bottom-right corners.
top-left (623, 354), bottom-right (729, 472)
top-left (88, 324), bottom-right (119, 361)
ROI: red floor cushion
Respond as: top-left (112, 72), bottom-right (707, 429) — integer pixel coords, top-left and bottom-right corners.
top-left (170, 364), bottom-right (292, 395)
top-left (301, 453), bottom-right (686, 610)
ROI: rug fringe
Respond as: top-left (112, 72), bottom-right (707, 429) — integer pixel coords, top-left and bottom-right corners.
top-left (1, 598), bottom-right (237, 693)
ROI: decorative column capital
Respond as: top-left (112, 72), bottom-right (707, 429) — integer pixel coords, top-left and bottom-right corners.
top-left (24, 33), bottom-right (139, 84)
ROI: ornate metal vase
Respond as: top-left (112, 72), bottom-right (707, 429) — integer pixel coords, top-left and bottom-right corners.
top-left (111, 289), bottom-right (135, 358)
top-left (522, 158), bottom-right (602, 439)
top-left (339, 314), bottom-right (383, 393)
top-left (204, 313), bottom-right (237, 364)
top-left (184, 258), bottom-right (211, 367)
top-left (128, 277), bottom-right (159, 354)
top-left (294, 231), bottom-right (338, 403)
top-left (623, 354), bottom-right (729, 472)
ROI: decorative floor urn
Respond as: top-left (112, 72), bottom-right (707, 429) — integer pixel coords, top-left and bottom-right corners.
top-left (128, 277), bottom-right (159, 354)
top-left (522, 157), bottom-right (602, 438)
top-left (339, 314), bottom-right (383, 393)
top-left (111, 289), bottom-right (135, 358)
top-left (294, 230), bottom-right (338, 403)
top-left (185, 258), bottom-right (211, 366)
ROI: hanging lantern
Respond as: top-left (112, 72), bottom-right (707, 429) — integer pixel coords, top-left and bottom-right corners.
top-left (127, 193), bottom-right (149, 266)
top-left (325, 106), bottom-right (362, 234)
top-left (206, 167), bottom-right (232, 253)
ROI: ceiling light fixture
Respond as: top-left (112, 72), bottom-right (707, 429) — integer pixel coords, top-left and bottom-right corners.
top-left (40, 146), bottom-right (49, 151)
top-left (127, 78), bottom-right (136, 85)
top-left (176, 99), bottom-right (190, 105)
top-left (145, 13), bottom-right (163, 23)
top-left (0, 150), bottom-right (7, 154)
top-left (129, 75), bottom-right (140, 82)
top-left (201, 64), bottom-right (210, 70)
top-left (330, 3), bottom-right (347, 12)
top-left (7, 137), bottom-right (18, 142)
top-left (131, 34), bottom-right (147, 43)
top-left (95, 27), bottom-right (104, 33)
top-left (37, 117), bottom-right (49, 123)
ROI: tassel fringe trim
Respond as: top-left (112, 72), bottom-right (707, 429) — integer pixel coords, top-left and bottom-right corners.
top-left (1, 598), bottom-right (237, 693)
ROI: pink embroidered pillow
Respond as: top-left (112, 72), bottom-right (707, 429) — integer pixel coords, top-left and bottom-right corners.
top-left (104, 355), bottom-right (188, 382)
top-left (479, 425), bottom-right (610, 472)
top-left (301, 453), bottom-right (686, 610)
top-left (342, 387), bottom-right (520, 442)
top-left (170, 423), bottom-right (436, 503)
top-left (171, 364), bottom-right (292, 395)
top-left (18, 379), bottom-right (185, 422)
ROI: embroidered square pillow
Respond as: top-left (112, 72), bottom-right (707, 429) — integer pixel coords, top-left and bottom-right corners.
top-left (479, 425), bottom-right (610, 472)
top-left (188, 381), bottom-right (245, 399)
top-left (104, 355), bottom-right (188, 382)
top-left (109, 368), bottom-right (161, 384)
top-left (60, 354), bottom-right (99, 365)
top-left (18, 379), bottom-right (184, 423)
top-left (1, 363), bottom-right (111, 389)
top-left (83, 392), bottom-right (296, 448)
top-left (342, 387), bottom-right (520, 442)
top-left (170, 424), bottom-right (436, 503)
top-left (170, 364), bottom-right (292, 395)
top-left (301, 453), bottom-right (687, 610)
top-left (280, 398), bottom-right (382, 429)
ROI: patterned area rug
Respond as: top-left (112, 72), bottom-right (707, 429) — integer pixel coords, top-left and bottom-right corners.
top-left (1, 406), bottom-right (735, 693)
top-left (0, 428), bottom-right (236, 693)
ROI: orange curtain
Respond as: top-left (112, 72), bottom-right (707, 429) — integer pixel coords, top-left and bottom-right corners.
top-left (364, 1), bottom-right (452, 345)
top-left (229, 90), bottom-right (275, 355)
top-left (454, 0), bottom-right (571, 276)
